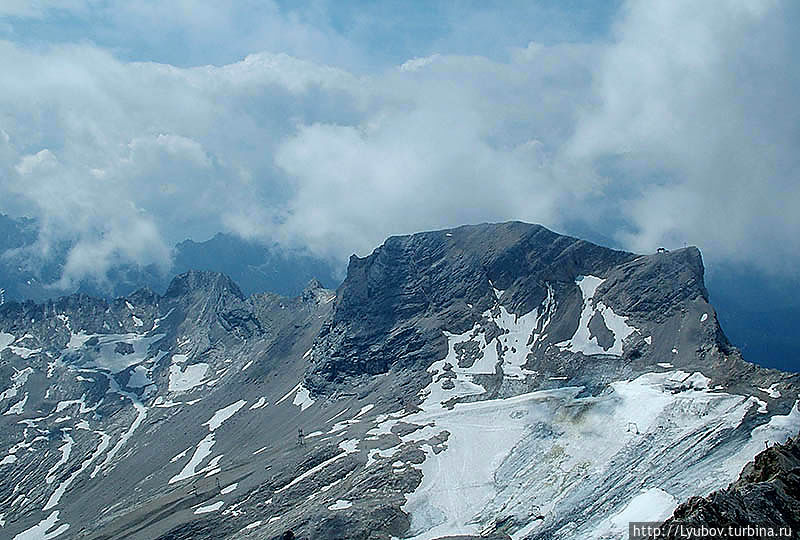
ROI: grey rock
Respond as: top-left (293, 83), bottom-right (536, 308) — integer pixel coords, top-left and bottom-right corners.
top-left (653, 435), bottom-right (800, 539)
top-left (1, 222), bottom-right (797, 540)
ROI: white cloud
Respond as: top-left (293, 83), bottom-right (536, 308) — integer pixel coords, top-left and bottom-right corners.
top-left (399, 54), bottom-right (441, 72)
top-left (0, 0), bottom-right (797, 289)
top-left (569, 0), bottom-right (800, 273)
top-left (15, 149), bottom-right (58, 175)
top-left (272, 46), bottom-right (602, 258)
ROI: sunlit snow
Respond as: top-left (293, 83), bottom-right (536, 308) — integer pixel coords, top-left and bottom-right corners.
top-left (556, 275), bottom-right (635, 356)
top-left (168, 363), bottom-right (209, 392)
top-left (392, 321), bottom-right (800, 540)
top-left (194, 501), bottom-right (224, 514)
top-left (204, 400), bottom-right (247, 431)
top-left (292, 385), bottom-right (315, 411)
top-left (12, 510), bottom-right (69, 540)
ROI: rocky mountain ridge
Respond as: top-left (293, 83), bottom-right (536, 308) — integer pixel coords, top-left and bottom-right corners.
top-left (0, 222), bottom-right (797, 539)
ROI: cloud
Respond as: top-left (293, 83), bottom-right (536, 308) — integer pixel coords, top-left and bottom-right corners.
top-left (0, 41), bottom-right (363, 287)
top-left (273, 48), bottom-right (600, 258)
top-left (5, 142), bottom-right (173, 289)
top-left (0, 0), bottom-right (797, 290)
top-left (569, 0), bottom-right (800, 273)
top-left (272, 0), bottom-right (800, 273)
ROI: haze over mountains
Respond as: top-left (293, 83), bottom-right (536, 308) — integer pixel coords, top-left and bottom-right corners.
top-left (0, 222), bottom-right (797, 539)
top-left (0, 214), bottom-right (338, 303)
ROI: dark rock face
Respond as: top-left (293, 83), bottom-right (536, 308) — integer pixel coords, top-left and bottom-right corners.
top-left (164, 269), bottom-right (247, 302)
top-left (587, 310), bottom-right (615, 351)
top-left (600, 247), bottom-right (709, 322)
top-left (115, 342), bottom-right (135, 355)
top-left (308, 222), bottom-right (635, 390)
top-left (655, 436), bottom-right (800, 539)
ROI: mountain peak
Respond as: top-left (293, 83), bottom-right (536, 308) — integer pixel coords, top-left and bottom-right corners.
top-left (304, 277), bottom-right (324, 292)
top-left (163, 269), bottom-right (245, 301)
top-left (301, 277), bottom-right (335, 305)
top-left (310, 222), bottom-right (638, 387)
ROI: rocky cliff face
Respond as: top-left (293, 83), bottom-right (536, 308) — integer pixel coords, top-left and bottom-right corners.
top-left (308, 223), bottom-right (634, 387)
top-left (0, 223), bottom-right (797, 540)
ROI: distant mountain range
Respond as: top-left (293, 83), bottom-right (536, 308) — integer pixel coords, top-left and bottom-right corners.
top-left (1, 213), bottom-right (795, 373)
top-left (0, 222), bottom-right (797, 539)
top-left (0, 213), bottom-right (340, 302)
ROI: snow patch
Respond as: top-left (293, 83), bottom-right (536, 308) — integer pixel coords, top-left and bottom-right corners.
top-left (168, 362), bottom-right (209, 392)
top-left (339, 439), bottom-right (359, 453)
top-left (8, 346), bottom-right (41, 359)
top-left (276, 438), bottom-right (360, 494)
top-left (276, 383), bottom-right (301, 405)
top-left (169, 400), bottom-right (246, 484)
top-left (65, 332), bottom-right (164, 373)
top-left (126, 366), bottom-right (152, 388)
top-left (684, 372), bottom-right (711, 390)
top-left (353, 404), bottom-right (374, 419)
top-left (292, 385), bottom-right (315, 411)
top-left (45, 433), bottom-right (74, 484)
top-left (4, 392), bottom-right (28, 415)
top-left (589, 488), bottom-right (678, 539)
top-left (170, 448), bottom-right (190, 463)
top-left (249, 397), bottom-right (268, 410)
top-left (205, 400), bottom-right (247, 431)
top-left (194, 501), bottom-right (224, 514)
top-left (170, 433), bottom-right (215, 484)
top-left (758, 384), bottom-right (781, 399)
top-left (1, 367), bottom-right (33, 402)
top-left (397, 360), bottom-right (799, 540)
top-left (45, 431), bottom-right (110, 511)
top-left (0, 332), bottom-right (14, 349)
top-left (12, 511), bottom-right (69, 540)
top-left (723, 400), bottom-right (800, 477)
top-left (328, 499), bottom-right (352, 510)
top-left (556, 275), bottom-right (635, 356)
top-left (92, 374), bottom-right (147, 477)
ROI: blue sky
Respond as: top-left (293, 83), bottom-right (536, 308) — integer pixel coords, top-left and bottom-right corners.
top-left (1, 1), bottom-right (620, 69)
top-left (0, 1), bottom-right (798, 331)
